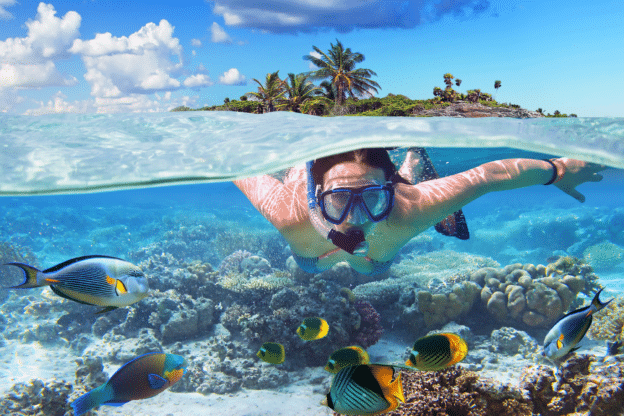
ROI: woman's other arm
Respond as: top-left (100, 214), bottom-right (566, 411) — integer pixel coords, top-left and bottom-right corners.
top-left (233, 175), bottom-right (309, 232)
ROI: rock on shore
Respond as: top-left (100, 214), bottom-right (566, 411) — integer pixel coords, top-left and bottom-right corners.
top-left (414, 102), bottom-right (544, 118)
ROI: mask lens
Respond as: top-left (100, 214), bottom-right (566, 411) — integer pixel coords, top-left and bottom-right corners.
top-left (361, 188), bottom-right (390, 218)
top-left (322, 190), bottom-right (352, 222)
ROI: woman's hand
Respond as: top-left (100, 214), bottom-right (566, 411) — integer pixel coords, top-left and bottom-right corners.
top-left (553, 158), bottom-right (606, 202)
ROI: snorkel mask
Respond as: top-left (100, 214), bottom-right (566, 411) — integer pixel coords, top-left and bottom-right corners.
top-left (306, 160), bottom-right (394, 256)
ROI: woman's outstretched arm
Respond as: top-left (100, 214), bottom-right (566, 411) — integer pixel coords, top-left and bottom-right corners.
top-left (395, 158), bottom-right (605, 234)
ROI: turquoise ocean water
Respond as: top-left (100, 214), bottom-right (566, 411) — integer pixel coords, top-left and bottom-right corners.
top-left (0, 112), bottom-right (623, 415)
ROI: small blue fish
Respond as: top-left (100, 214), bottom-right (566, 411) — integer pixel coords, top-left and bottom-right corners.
top-left (3, 255), bottom-right (149, 313)
top-left (544, 289), bottom-right (612, 360)
top-left (71, 352), bottom-right (187, 416)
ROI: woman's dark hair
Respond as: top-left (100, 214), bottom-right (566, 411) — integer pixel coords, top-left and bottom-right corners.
top-left (311, 148), bottom-right (410, 187)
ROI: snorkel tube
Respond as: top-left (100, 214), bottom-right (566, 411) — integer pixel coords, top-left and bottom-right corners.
top-left (306, 160), bottom-right (369, 256)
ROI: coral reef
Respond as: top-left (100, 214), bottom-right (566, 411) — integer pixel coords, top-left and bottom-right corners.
top-left (380, 367), bottom-right (532, 416)
top-left (169, 337), bottom-right (290, 395)
top-left (416, 281), bottom-right (481, 328)
top-left (470, 257), bottom-right (601, 328)
top-left (352, 300), bottom-right (384, 349)
top-left (583, 240), bottom-right (624, 271)
top-left (588, 295), bottom-right (624, 343)
top-left (219, 249), bottom-right (254, 275)
top-left (0, 378), bottom-right (73, 416)
top-left (520, 354), bottom-right (624, 415)
top-left (489, 327), bottom-right (539, 359)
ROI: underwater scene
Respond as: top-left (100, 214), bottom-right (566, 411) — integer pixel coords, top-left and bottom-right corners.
top-left (1, 113), bottom-right (624, 415)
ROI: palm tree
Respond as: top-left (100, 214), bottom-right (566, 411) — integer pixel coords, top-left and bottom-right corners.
top-left (318, 80), bottom-right (337, 101)
top-left (455, 79), bottom-right (462, 87)
top-left (494, 80), bottom-right (501, 101)
top-left (303, 39), bottom-right (380, 105)
top-left (443, 73), bottom-right (454, 88)
top-left (280, 73), bottom-right (321, 113)
top-left (246, 71), bottom-right (286, 113)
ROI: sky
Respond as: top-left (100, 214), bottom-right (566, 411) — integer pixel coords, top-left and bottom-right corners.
top-left (0, 0), bottom-right (622, 117)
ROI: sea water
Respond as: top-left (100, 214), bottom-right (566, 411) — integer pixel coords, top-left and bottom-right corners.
top-left (0, 112), bottom-right (623, 415)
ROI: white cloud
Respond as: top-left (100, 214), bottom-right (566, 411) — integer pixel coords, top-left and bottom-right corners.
top-left (92, 93), bottom-right (198, 113)
top-left (70, 20), bottom-right (185, 97)
top-left (191, 38), bottom-right (202, 47)
top-left (307, 50), bottom-right (322, 70)
top-left (0, 3), bottom-right (80, 88)
top-left (211, 0), bottom-right (492, 33)
top-left (218, 68), bottom-right (246, 85)
top-left (23, 91), bottom-right (93, 115)
top-left (0, 0), bottom-right (16, 20)
top-left (210, 22), bottom-right (232, 44)
top-left (183, 74), bottom-right (213, 88)
top-left (0, 61), bottom-right (78, 88)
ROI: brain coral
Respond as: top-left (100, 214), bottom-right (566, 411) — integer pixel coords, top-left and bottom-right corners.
top-left (470, 257), bottom-right (600, 328)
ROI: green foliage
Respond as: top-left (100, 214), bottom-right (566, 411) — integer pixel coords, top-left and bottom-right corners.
top-left (300, 97), bottom-right (334, 116)
top-left (343, 94), bottom-right (449, 117)
top-left (171, 106), bottom-right (191, 111)
top-left (198, 100), bottom-right (262, 113)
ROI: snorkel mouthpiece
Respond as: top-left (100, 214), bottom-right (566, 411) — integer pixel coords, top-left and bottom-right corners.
top-left (306, 160), bottom-right (369, 256)
top-left (327, 229), bottom-right (368, 256)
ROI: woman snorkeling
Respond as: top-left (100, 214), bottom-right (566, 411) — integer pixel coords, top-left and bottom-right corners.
top-left (234, 148), bottom-right (604, 276)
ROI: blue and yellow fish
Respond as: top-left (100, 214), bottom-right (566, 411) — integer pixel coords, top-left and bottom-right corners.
top-left (257, 342), bottom-right (285, 364)
top-left (544, 288), bottom-right (612, 360)
top-left (296, 317), bottom-right (329, 341)
top-left (71, 352), bottom-right (187, 416)
top-left (3, 255), bottom-right (149, 313)
top-left (325, 346), bottom-right (370, 373)
top-left (405, 333), bottom-right (468, 371)
top-left (324, 364), bottom-right (405, 416)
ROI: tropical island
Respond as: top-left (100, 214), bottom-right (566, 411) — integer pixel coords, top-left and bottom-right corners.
top-left (172, 40), bottom-right (576, 118)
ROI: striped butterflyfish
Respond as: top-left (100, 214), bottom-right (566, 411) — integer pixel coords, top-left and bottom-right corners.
top-left (3, 255), bottom-right (149, 313)
top-left (324, 364), bottom-right (404, 416)
top-left (405, 333), bottom-right (468, 371)
top-left (325, 346), bottom-right (370, 373)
